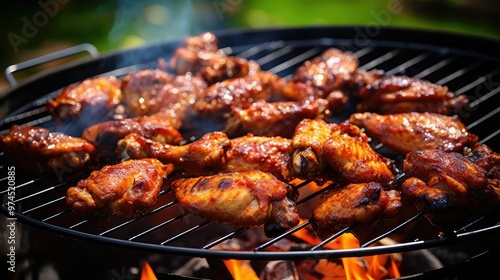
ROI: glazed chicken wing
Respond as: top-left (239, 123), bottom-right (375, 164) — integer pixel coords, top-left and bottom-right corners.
top-left (66, 158), bottom-right (172, 223)
top-left (312, 182), bottom-right (402, 242)
top-left (357, 76), bottom-right (468, 114)
top-left (121, 70), bottom-right (207, 118)
top-left (464, 143), bottom-right (500, 179)
top-left (82, 112), bottom-right (184, 163)
top-left (118, 131), bottom-right (231, 174)
top-left (119, 131), bottom-right (294, 180)
top-left (0, 125), bottom-right (95, 173)
top-left (194, 71), bottom-right (279, 117)
top-left (226, 98), bottom-right (330, 138)
top-left (323, 131), bottom-right (395, 188)
top-left (293, 48), bottom-right (358, 96)
top-left (291, 119), bottom-right (340, 180)
top-left (168, 32), bottom-right (258, 84)
top-left (224, 135), bottom-right (293, 181)
top-left (401, 149), bottom-right (500, 230)
top-left (47, 76), bottom-right (123, 131)
top-left (170, 170), bottom-right (300, 230)
top-left (291, 119), bottom-right (374, 182)
top-left (349, 112), bottom-right (478, 154)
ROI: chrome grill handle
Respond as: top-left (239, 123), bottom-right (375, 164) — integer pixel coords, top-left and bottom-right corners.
top-left (4, 43), bottom-right (99, 87)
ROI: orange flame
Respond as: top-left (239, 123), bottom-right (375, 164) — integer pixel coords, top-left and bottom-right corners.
top-left (140, 262), bottom-right (158, 280)
top-left (292, 225), bottom-right (401, 280)
top-left (223, 259), bottom-right (260, 280)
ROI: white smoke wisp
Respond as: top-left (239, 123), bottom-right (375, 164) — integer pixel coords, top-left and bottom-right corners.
top-left (107, 0), bottom-right (222, 50)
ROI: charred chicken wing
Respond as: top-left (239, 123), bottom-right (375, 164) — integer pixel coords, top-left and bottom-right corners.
top-left (357, 75), bottom-right (468, 114)
top-left (47, 76), bottom-right (123, 130)
top-left (401, 149), bottom-right (500, 230)
top-left (0, 125), bottom-right (95, 173)
top-left (349, 112), bottom-right (478, 154)
top-left (226, 98), bottom-right (330, 138)
top-left (66, 158), bottom-right (172, 222)
top-left (312, 182), bottom-right (402, 241)
top-left (170, 170), bottom-right (300, 229)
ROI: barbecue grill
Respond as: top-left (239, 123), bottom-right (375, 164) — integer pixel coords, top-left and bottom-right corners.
top-left (1, 26), bottom-right (500, 277)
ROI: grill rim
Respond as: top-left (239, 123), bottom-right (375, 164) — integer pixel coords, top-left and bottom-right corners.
top-left (1, 26), bottom-right (500, 260)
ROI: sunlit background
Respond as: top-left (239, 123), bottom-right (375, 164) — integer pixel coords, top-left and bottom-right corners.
top-left (1, 0), bottom-right (499, 93)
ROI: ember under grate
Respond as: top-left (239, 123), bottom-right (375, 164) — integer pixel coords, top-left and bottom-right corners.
top-left (1, 27), bottom-right (500, 260)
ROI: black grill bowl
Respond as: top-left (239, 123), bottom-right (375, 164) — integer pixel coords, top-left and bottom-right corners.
top-left (1, 27), bottom-right (500, 263)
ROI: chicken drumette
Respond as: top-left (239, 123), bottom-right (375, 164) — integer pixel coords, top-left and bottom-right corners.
top-left (401, 148), bottom-right (500, 230)
top-left (312, 182), bottom-right (402, 241)
top-left (170, 170), bottom-right (300, 230)
top-left (47, 76), bottom-right (123, 132)
top-left (118, 131), bottom-right (293, 180)
top-left (0, 125), bottom-right (95, 173)
top-left (349, 112), bottom-right (478, 154)
top-left (357, 75), bottom-right (468, 114)
top-left (66, 158), bottom-right (172, 223)
top-left (118, 131), bottom-right (230, 174)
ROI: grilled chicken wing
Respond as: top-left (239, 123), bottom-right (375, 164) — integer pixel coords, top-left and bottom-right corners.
top-left (118, 131), bottom-right (231, 174)
top-left (47, 76), bottom-right (123, 131)
top-left (312, 182), bottom-right (402, 241)
top-left (170, 170), bottom-right (300, 229)
top-left (224, 135), bottom-right (293, 181)
top-left (291, 119), bottom-right (375, 182)
top-left (82, 112), bottom-right (183, 163)
top-left (122, 70), bottom-right (207, 118)
top-left (0, 125), bottom-right (95, 173)
top-left (465, 143), bottom-right (500, 179)
top-left (272, 80), bottom-right (349, 112)
top-left (357, 76), bottom-right (468, 114)
top-left (194, 71), bottom-right (279, 117)
top-left (168, 32), bottom-right (258, 84)
top-left (349, 112), bottom-right (478, 154)
top-left (323, 131), bottom-right (395, 188)
top-left (66, 158), bottom-right (172, 222)
top-left (226, 99), bottom-right (330, 138)
top-left (401, 148), bottom-right (500, 230)
top-left (291, 119), bottom-right (339, 180)
top-left (119, 131), bottom-right (294, 179)
top-left (293, 48), bottom-right (358, 96)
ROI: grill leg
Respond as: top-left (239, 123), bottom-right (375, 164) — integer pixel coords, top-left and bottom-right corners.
top-left (206, 258), bottom-right (234, 280)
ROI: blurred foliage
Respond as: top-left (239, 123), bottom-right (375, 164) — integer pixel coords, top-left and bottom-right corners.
top-left (0, 0), bottom-right (499, 92)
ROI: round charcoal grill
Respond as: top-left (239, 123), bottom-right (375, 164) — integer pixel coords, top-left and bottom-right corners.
top-left (1, 27), bottom-right (500, 261)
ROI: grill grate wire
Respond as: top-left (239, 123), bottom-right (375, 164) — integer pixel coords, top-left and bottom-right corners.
top-left (1, 31), bottom-right (500, 260)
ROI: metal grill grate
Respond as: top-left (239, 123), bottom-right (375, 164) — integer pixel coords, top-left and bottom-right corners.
top-left (1, 27), bottom-right (500, 260)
